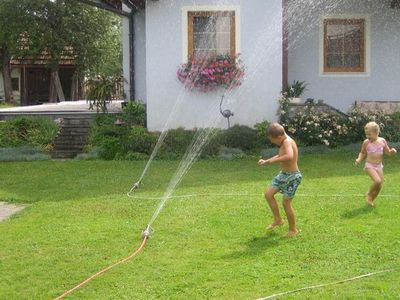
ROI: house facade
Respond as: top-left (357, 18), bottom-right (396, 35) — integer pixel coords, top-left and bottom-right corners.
top-left (122, 0), bottom-right (400, 131)
top-left (288, 0), bottom-right (400, 112)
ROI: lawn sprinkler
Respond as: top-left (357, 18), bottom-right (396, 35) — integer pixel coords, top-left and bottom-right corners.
top-left (127, 180), bottom-right (142, 196)
top-left (132, 180), bottom-right (142, 190)
top-left (142, 224), bottom-right (153, 239)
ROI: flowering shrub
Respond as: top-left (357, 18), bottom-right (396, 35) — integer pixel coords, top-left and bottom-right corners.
top-left (278, 96), bottom-right (400, 147)
top-left (177, 54), bottom-right (245, 92)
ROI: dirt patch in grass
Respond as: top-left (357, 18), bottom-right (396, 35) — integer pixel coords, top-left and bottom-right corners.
top-left (0, 201), bottom-right (28, 222)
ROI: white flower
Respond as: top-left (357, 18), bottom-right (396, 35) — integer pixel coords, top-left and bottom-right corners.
top-left (323, 139), bottom-right (329, 146)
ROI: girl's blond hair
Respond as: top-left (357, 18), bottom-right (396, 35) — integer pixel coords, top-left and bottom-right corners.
top-left (364, 121), bottom-right (380, 134)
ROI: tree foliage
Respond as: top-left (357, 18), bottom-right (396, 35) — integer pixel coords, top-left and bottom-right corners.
top-left (0, 0), bottom-right (122, 102)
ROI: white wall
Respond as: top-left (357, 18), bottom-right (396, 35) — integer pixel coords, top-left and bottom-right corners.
top-left (144, 0), bottom-right (283, 130)
top-left (288, 0), bottom-right (400, 112)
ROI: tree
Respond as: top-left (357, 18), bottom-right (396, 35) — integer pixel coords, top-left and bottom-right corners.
top-left (0, 0), bottom-right (122, 103)
top-left (31, 0), bottom-right (122, 102)
top-left (0, 0), bottom-right (35, 103)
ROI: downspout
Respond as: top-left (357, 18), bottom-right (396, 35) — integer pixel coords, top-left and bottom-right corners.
top-left (282, 0), bottom-right (289, 89)
top-left (129, 10), bottom-right (135, 101)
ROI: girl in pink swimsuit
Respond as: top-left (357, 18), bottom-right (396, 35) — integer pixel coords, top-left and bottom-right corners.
top-left (355, 121), bottom-right (397, 206)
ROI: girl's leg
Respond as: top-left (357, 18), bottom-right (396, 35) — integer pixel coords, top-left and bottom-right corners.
top-left (370, 169), bottom-right (384, 202)
top-left (265, 187), bottom-right (284, 229)
top-left (283, 198), bottom-right (298, 237)
top-left (364, 168), bottom-right (383, 205)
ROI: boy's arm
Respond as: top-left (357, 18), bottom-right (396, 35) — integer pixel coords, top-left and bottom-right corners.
top-left (355, 140), bottom-right (367, 165)
top-left (382, 138), bottom-right (397, 156)
top-left (258, 154), bottom-right (279, 165)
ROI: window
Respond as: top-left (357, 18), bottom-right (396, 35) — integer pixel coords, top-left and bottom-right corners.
top-left (323, 18), bottom-right (365, 73)
top-left (188, 11), bottom-right (235, 60)
top-left (11, 77), bottom-right (20, 91)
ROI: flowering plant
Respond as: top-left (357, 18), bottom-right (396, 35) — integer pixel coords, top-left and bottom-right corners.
top-left (277, 95), bottom-right (400, 147)
top-left (177, 54), bottom-right (245, 92)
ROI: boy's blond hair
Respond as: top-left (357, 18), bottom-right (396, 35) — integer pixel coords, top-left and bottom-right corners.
top-left (267, 123), bottom-right (286, 138)
top-left (364, 121), bottom-right (380, 134)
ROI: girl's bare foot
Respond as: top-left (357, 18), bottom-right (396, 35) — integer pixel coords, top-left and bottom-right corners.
top-left (266, 220), bottom-right (284, 230)
top-left (285, 229), bottom-right (299, 238)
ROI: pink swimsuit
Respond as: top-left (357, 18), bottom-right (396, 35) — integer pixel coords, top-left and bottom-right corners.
top-left (364, 140), bottom-right (385, 171)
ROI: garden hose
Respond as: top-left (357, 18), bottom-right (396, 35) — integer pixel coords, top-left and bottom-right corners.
top-left (54, 226), bottom-right (151, 300)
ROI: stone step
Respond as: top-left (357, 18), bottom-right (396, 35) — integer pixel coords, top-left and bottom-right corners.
top-left (51, 151), bottom-right (80, 159)
top-left (51, 116), bottom-right (93, 159)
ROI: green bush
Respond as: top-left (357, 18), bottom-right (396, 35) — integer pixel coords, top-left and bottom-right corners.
top-left (222, 125), bottom-right (258, 152)
top-left (124, 126), bottom-right (157, 155)
top-left (278, 98), bottom-right (400, 147)
top-left (218, 147), bottom-right (245, 160)
top-left (122, 101), bottom-right (146, 127)
top-left (0, 117), bottom-right (59, 149)
top-left (254, 121), bottom-right (272, 148)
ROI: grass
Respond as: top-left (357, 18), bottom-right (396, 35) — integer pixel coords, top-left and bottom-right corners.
top-left (0, 151), bottom-right (399, 299)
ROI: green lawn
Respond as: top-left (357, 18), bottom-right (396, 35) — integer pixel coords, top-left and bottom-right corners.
top-left (0, 152), bottom-right (399, 299)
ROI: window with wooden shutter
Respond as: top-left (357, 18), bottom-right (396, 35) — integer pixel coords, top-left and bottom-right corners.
top-left (188, 11), bottom-right (235, 60)
top-left (324, 18), bottom-right (365, 73)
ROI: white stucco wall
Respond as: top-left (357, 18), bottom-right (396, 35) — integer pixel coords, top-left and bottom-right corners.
top-left (144, 0), bottom-right (283, 130)
top-left (288, 0), bottom-right (400, 112)
top-left (134, 10), bottom-right (147, 103)
top-left (0, 69), bottom-right (21, 101)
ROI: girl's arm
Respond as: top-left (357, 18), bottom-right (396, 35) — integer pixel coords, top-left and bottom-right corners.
top-left (383, 138), bottom-right (397, 156)
top-left (355, 140), bottom-right (368, 165)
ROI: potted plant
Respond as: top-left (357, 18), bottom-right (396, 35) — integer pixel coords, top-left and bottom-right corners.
top-left (281, 80), bottom-right (308, 103)
top-left (86, 75), bottom-right (121, 112)
top-left (177, 54), bottom-right (245, 93)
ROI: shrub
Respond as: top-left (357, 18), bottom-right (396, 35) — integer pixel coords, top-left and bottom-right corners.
top-left (277, 96), bottom-right (400, 147)
top-left (254, 121), bottom-right (272, 148)
top-left (0, 117), bottom-right (59, 149)
top-left (222, 125), bottom-right (258, 152)
top-left (160, 128), bottom-right (196, 156)
top-left (218, 147), bottom-right (245, 160)
top-left (122, 101), bottom-right (146, 127)
top-left (124, 126), bottom-right (158, 155)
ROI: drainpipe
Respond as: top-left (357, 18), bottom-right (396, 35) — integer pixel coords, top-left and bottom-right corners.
top-left (282, 0), bottom-right (289, 89)
top-left (129, 10), bottom-right (135, 101)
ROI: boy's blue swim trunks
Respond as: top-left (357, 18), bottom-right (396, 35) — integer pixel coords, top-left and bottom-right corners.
top-left (271, 171), bottom-right (302, 199)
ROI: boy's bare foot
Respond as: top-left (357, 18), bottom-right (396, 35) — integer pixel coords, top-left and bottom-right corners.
top-left (285, 229), bottom-right (299, 238)
top-left (366, 193), bottom-right (375, 207)
top-left (266, 220), bottom-right (284, 230)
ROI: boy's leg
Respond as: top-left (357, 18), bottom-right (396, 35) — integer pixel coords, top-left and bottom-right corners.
top-left (365, 168), bottom-right (383, 205)
top-left (282, 198), bottom-right (298, 237)
top-left (264, 187), bottom-right (284, 229)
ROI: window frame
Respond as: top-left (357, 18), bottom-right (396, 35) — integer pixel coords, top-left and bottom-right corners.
top-left (323, 18), bottom-right (366, 73)
top-left (187, 10), bottom-right (236, 61)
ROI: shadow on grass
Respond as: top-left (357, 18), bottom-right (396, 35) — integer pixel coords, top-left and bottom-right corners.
top-left (223, 232), bottom-right (283, 259)
top-left (341, 205), bottom-right (375, 219)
